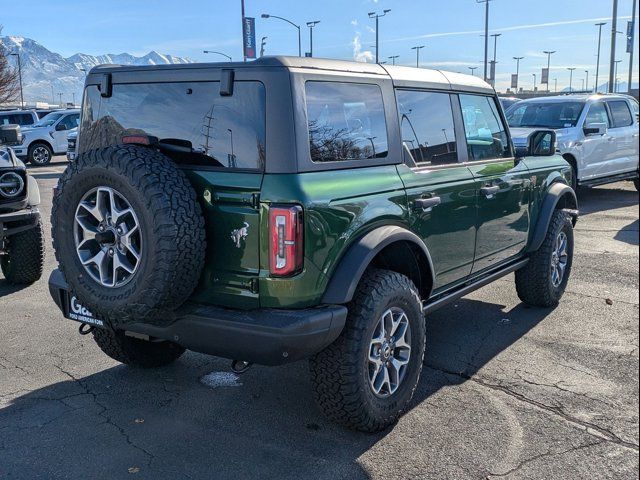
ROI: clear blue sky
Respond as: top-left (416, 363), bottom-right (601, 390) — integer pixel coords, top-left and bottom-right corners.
top-left (2, 0), bottom-right (638, 91)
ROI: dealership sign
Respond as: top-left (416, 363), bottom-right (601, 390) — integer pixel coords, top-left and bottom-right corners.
top-left (243, 16), bottom-right (256, 59)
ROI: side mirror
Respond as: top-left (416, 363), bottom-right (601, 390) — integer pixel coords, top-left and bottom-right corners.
top-left (583, 122), bottom-right (607, 136)
top-left (55, 123), bottom-right (68, 131)
top-left (524, 129), bottom-right (556, 157)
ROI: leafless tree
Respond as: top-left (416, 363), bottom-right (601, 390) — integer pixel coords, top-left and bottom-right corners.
top-left (0, 27), bottom-right (20, 105)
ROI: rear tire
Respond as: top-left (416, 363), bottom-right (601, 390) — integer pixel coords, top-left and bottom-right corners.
top-left (310, 269), bottom-right (426, 432)
top-left (92, 328), bottom-right (185, 368)
top-left (515, 210), bottom-right (574, 307)
top-left (28, 143), bottom-right (53, 166)
top-left (1, 219), bottom-right (45, 285)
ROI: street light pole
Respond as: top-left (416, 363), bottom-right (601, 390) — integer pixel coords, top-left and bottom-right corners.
top-left (594, 22), bottom-right (606, 93)
top-left (543, 50), bottom-right (556, 91)
top-left (513, 56), bottom-right (524, 91)
top-left (614, 59), bottom-right (622, 92)
top-left (532, 73), bottom-right (537, 92)
top-left (554, 77), bottom-right (558, 93)
top-left (259, 37), bottom-right (267, 57)
top-left (608, 0), bottom-right (618, 92)
top-left (411, 45), bottom-right (425, 68)
top-left (306, 21), bottom-right (320, 57)
top-left (8, 53), bottom-right (24, 109)
top-left (368, 10), bottom-right (391, 64)
top-left (469, 66), bottom-right (478, 76)
top-left (628, 0), bottom-right (637, 94)
top-left (261, 14), bottom-right (301, 57)
top-left (388, 55), bottom-right (399, 65)
top-left (203, 50), bottom-right (232, 61)
top-left (584, 70), bottom-right (590, 92)
top-left (567, 67), bottom-right (576, 92)
top-left (490, 33), bottom-right (501, 86)
top-left (476, 0), bottom-right (493, 82)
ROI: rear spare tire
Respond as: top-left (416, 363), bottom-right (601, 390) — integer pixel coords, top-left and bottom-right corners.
top-left (51, 145), bottom-right (206, 327)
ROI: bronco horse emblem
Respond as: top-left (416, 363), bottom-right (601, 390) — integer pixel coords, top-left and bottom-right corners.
top-left (230, 222), bottom-right (250, 248)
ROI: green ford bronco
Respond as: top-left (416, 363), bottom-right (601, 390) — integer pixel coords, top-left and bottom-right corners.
top-left (49, 57), bottom-right (578, 432)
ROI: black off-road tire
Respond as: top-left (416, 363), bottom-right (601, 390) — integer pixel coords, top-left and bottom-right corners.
top-left (51, 145), bottom-right (206, 327)
top-left (309, 269), bottom-right (426, 432)
top-left (28, 142), bottom-right (53, 166)
top-left (1, 218), bottom-right (45, 285)
top-left (515, 209), bottom-right (574, 307)
top-left (92, 328), bottom-right (185, 368)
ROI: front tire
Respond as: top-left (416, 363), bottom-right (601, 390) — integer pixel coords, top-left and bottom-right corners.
top-left (92, 328), bottom-right (185, 368)
top-left (28, 143), bottom-right (53, 166)
top-left (310, 269), bottom-right (426, 432)
top-left (515, 210), bottom-right (574, 307)
top-left (1, 219), bottom-right (45, 285)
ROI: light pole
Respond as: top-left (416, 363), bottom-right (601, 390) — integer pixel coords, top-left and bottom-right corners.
top-left (490, 33), bottom-right (501, 86)
top-left (388, 55), bottom-right (399, 65)
top-left (306, 21), bottom-right (320, 57)
top-left (469, 66), bottom-right (478, 76)
top-left (553, 77), bottom-right (558, 93)
top-left (581, 78), bottom-right (585, 91)
top-left (628, 0), bottom-right (637, 94)
top-left (368, 9), bottom-right (391, 64)
top-left (512, 56), bottom-right (524, 91)
top-left (58, 92), bottom-right (63, 107)
top-left (567, 67), bottom-right (576, 92)
top-left (260, 37), bottom-right (267, 57)
top-left (411, 45), bottom-right (425, 68)
top-left (532, 73), bottom-right (537, 92)
top-left (8, 53), bottom-right (24, 109)
top-left (594, 22), bottom-right (606, 93)
top-left (203, 50), bottom-right (232, 61)
top-left (262, 13), bottom-right (301, 57)
top-left (614, 59), bottom-right (622, 92)
top-left (608, 0), bottom-right (618, 92)
top-left (476, 0), bottom-right (493, 82)
top-left (584, 70), bottom-right (590, 92)
top-left (543, 50), bottom-right (555, 91)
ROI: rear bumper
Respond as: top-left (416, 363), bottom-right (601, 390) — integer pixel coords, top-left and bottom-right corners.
top-left (0, 207), bottom-right (40, 242)
top-left (48, 269), bottom-right (348, 366)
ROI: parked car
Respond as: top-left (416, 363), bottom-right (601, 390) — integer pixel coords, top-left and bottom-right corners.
top-left (499, 96), bottom-right (521, 111)
top-left (0, 125), bottom-right (45, 284)
top-left (12, 109), bottom-right (80, 165)
top-left (506, 94), bottom-right (639, 190)
top-left (35, 109), bottom-right (62, 120)
top-left (48, 57), bottom-right (578, 432)
top-left (66, 129), bottom-right (77, 161)
top-left (0, 109), bottom-right (38, 128)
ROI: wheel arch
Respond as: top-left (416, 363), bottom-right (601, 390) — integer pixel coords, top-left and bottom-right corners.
top-left (28, 139), bottom-right (54, 154)
top-left (321, 225), bottom-right (435, 304)
top-left (527, 182), bottom-right (578, 253)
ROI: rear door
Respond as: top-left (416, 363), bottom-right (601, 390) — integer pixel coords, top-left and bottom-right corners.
top-left (580, 100), bottom-right (613, 180)
top-left (458, 93), bottom-right (531, 274)
top-left (604, 99), bottom-right (639, 175)
top-left (395, 89), bottom-right (477, 290)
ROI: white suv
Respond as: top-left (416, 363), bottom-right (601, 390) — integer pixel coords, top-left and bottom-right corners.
top-left (13, 109), bottom-right (80, 165)
top-left (507, 94), bottom-right (639, 190)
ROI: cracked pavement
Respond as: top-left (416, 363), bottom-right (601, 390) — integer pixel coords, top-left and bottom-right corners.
top-left (0, 157), bottom-right (638, 479)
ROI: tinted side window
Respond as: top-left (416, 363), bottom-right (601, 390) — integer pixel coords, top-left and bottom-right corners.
top-left (459, 94), bottom-right (510, 161)
top-left (607, 101), bottom-right (633, 128)
top-left (79, 82), bottom-right (266, 170)
top-left (396, 90), bottom-right (457, 166)
top-left (585, 102), bottom-right (610, 126)
top-left (305, 82), bottom-right (388, 163)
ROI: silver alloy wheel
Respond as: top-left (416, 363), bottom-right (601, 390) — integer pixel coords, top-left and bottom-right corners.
top-left (31, 145), bottom-right (51, 164)
top-left (551, 231), bottom-right (568, 287)
top-left (74, 186), bottom-right (142, 288)
top-left (368, 306), bottom-right (412, 398)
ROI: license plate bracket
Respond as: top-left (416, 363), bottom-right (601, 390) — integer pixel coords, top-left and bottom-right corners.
top-left (63, 292), bottom-right (107, 329)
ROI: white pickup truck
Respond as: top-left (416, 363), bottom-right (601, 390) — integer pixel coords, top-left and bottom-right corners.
top-left (506, 94), bottom-right (639, 190)
top-left (13, 109), bottom-right (80, 165)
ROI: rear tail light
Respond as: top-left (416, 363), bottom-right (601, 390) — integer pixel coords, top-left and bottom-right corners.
top-left (269, 205), bottom-right (304, 277)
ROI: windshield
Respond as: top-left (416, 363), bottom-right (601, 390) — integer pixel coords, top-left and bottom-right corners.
top-left (32, 112), bottom-right (65, 128)
top-left (506, 101), bottom-right (584, 129)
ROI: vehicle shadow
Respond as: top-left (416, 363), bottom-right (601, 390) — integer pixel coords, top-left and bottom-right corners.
top-left (0, 298), bottom-right (552, 480)
top-left (577, 184), bottom-right (639, 217)
top-left (0, 278), bottom-right (31, 297)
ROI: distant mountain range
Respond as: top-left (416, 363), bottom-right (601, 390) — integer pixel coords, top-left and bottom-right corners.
top-left (1, 36), bottom-right (193, 105)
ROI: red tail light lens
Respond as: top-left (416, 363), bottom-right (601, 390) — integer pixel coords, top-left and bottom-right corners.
top-left (269, 205), bottom-right (304, 277)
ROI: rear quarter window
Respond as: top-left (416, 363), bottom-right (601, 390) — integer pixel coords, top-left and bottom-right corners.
top-left (305, 81), bottom-right (388, 163)
top-left (79, 81), bottom-right (266, 170)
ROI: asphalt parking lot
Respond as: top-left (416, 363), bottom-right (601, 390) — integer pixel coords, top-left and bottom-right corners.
top-left (1, 156), bottom-right (638, 480)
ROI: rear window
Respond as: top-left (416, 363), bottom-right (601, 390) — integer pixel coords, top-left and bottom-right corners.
top-left (305, 81), bottom-right (388, 163)
top-left (79, 81), bottom-right (266, 170)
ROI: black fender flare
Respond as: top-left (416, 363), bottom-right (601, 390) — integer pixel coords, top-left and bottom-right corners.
top-left (527, 182), bottom-right (578, 253)
top-left (321, 225), bottom-right (435, 304)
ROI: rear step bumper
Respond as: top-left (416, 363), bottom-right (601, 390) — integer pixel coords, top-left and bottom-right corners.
top-left (48, 269), bottom-right (348, 366)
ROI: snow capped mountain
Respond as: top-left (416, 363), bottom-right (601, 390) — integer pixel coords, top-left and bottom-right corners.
top-left (1, 36), bottom-right (193, 105)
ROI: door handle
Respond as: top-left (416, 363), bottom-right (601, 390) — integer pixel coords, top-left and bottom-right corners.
top-left (414, 196), bottom-right (441, 211)
top-left (480, 186), bottom-right (500, 198)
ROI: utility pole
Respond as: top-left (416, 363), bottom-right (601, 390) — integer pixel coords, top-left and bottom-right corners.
top-left (608, 0), bottom-right (618, 92)
top-left (567, 67), bottom-right (576, 92)
top-left (532, 73), bottom-right (537, 92)
top-left (490, 33), bottom-right (501, 86)
top-left (594, 22), bottom-right (606, 93)
top-left (260, 37), bottom-right (267, 57)
top-left (476, 0), bottom-right (493, 82)
top-left (513, 56), bottom-right (524, 91)
top-left (388, 55), bottom-right (399, 65)
top-left (306, 21), bottom-right (320, 57)
top-left (469, 66), bottom-right (478, 76)
top-left (8, 53), bottom-right (24, 109)
top-left (543, 50), bottom-right (556, 91)
top-left (554, 77), bottom-right (558, 93)
top-left (585, 70), bottom-right (590, 92)
top-left (411, 45), bottom-right (425, 68)
top-left (614, 59), bottom-right (622, 91)
top-left (629, 0), bottom-right (637, 94)
top-left (369, 10), bottom-right (391, 63)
